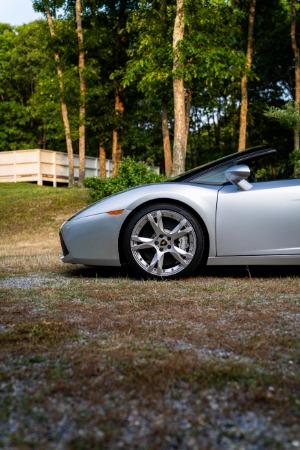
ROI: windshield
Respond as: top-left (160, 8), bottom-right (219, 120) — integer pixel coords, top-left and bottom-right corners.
top-left (188, 161), bottom-right (233, 184)
top-left (168, 156), bottom-right (231, 182)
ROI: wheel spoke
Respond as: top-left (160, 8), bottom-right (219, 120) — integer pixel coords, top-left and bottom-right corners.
top-left (175, 246), bottom-right (194, 259)
top-left (131, 235), bottom-right (155, 250)
top-left (170, 247), bottom-right (193, 266)
top-left (148, 250), bottom-right (164, 274)
top-left (147, 211), bottom-right (164, 236)
top-left (156, 252), bottom-right (165, 275)
top-left (169, 219), bottom-right (193, 239)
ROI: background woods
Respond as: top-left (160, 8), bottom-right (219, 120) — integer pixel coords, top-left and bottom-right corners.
top-left (1, 0), bottom-right (300, 179)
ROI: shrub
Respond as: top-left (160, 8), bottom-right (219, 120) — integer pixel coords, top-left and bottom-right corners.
top-left (85, 157), bottom-right (165, 201)
top-left (290, 149), bottom-right (300, 177)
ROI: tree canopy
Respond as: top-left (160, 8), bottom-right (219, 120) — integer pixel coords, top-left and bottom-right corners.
top-left (0, 0), bottom-right (299, 176)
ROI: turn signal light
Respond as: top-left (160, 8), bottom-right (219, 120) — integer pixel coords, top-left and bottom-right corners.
top-left (106, 209), bottom-right (124, 216)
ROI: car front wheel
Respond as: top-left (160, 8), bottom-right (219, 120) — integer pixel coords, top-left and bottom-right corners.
top-left (123, 203), bottom-right (205, 279)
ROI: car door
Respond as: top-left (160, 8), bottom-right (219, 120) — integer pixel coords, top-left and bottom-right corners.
top-left (216, 179), bottom-right (300, 256)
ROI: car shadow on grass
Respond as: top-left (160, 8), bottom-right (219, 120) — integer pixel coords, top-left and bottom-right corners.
top-left (200, 265), bottom-right (300, 278)
top-left (62, 264), bottom-right (299, 280)
top-left (62, 265), bottom-right (129, 279)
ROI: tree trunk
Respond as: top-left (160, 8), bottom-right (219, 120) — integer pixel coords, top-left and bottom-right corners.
top-left (99, 139), bottom-right (106, 178)
top-left (112, 92), bottom-right (124, 176)
top-left (76, 0), bottom-right (86, 187)
top-left (162, 98), bottom-right (172, 176)
top-left (291, 0), bottom-right (300, 151)
top-left (45, 7), bottom-right (74, 187)
top-left (238, 0), bottom-right (256, 152)
top-left (160, 0), bottom-right (172, 177)
top-left (185, 88), bottom-right (192, 155)
top-left (112, 130), bottom-right (122, 176)
top-left (171, 0), bottom-right (186, 176)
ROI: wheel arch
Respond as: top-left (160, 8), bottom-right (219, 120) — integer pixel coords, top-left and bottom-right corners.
top-left (118, 198), bottom-right (210, 266)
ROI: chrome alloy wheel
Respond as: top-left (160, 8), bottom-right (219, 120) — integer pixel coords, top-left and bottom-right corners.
top-left (129, 209), bottom-right (198, 277)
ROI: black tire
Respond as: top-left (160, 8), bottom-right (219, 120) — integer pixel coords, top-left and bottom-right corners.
top-left (123, 203), bottom-right (205, 279)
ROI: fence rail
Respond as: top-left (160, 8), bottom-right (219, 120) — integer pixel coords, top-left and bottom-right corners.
top-left (0, 150), bottom-right (113, 186)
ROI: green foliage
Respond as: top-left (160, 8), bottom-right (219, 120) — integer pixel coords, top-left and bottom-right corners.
top-left (0, 22), bottom-right (49, 150)
top-left (0, 0), bottom-right (296, 170)
top-left (85, 157), bottom-right (165, 201)
top-left (264, 102), bottom-right (300, 174)
top-left (264, 101), bottom-right (300, 131)
top-left (255, 168), bottom-right (268, 180)
top-left (290, 150), bottom-right (300, 177)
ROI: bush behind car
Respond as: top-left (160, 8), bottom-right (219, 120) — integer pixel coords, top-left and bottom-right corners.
top-left (85, 157), bottom-right (165, 201)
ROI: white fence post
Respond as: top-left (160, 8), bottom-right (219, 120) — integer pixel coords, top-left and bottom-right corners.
top-left (37, 150), bottom-right (42, 186)
top-left (53, 151), bottom-right (57, 187)
top-left (13, 151), bottom-right (17, 183)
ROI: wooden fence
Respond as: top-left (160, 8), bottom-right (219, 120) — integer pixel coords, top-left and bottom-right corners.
top-left (0, 149), bottom-right (113, 186)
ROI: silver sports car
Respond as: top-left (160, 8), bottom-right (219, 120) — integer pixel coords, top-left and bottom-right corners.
top-left (59, 146), bottom-right (300, 278)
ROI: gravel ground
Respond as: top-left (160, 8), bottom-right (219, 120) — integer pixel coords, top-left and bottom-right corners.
top-left (0, 274), bottom-right (70, 289)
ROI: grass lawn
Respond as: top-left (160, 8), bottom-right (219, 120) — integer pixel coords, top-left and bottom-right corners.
top-left (0, 182), bottom-right (299, 449)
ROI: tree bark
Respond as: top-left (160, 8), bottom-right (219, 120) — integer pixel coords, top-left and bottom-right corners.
top-left (171, 0), bottom-right (186, 176)
top-left (238, 0), bottom-right (256, 152)
top-left (291, 0), bottom-right (300, 151)
top-left (162, 98), bottom-right (172, 176)
top-left (185, 88), bottom-right (192, 155)
top-left (160, 0), bottom-right (172, 177)
top-left (76, 0), bottom-right (86, 187)
top-left (99, 139), bottom-right (106, 178)
top-left (112, 92), bottom-right (124, 176)
top-left (45, 7), bottom-right (74, 186)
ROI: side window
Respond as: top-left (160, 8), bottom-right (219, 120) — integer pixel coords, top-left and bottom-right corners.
top-left (246, 153), bottom-right (295, 182)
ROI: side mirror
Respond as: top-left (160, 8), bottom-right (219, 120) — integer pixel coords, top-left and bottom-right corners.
top-left (224, 165), bottom-right (253, 191)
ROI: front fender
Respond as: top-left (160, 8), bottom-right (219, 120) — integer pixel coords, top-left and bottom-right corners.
top-left (124, 183), bottom-right (219, 257)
